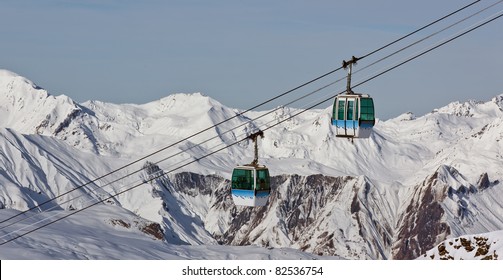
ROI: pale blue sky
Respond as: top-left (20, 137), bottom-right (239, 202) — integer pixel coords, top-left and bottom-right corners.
top-left (1, 0), bottom-right (502, 119)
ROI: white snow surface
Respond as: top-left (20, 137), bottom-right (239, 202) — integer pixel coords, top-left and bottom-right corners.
top-left (1, 69), bottom-right (503, 259)
top-left (0, 207), bottom-right (337, 260)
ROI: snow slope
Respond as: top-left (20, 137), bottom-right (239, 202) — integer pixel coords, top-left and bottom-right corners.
top-left (1, 69), bottom-right (503, 259)
top-left (0, 207), bottom-right (337, 260)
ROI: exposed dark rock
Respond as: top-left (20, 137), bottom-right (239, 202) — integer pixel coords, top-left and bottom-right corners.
top-left (392, 170), bottom-right (451, 260)
top-left (110, 219), bottom-right (131, 228)
top-left (54, 108), bottom-right (82, 135)
top-left (141, 222), bottom-right (164, 240)
top-left (477, 173), bottom-right (490, 191)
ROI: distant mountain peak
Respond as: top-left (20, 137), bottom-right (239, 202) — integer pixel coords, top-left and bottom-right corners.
top-left (0, 70), bottom-right (81, 136)
top-left (0, 69), bottom-right (20, 78)
top-left (0, 69), bottom-right (44, 91)
top-left (431, 95), bottom-right (503, 118)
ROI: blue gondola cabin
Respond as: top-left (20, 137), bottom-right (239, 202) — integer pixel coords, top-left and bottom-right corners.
top-left (231, 165), bottom-right (270, 207)
top-left (332, 93), bottom-right (375, 138)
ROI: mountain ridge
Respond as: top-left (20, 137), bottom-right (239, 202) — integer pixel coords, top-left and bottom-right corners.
top-left (1, 69), bottom-right (503, 259)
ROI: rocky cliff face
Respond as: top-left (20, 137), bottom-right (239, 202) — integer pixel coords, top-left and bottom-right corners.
top-left (143, 170), bottom-right (398, 259)
top-left (392, 169), bottom-right (451, 259)
top-left (146, 166), bottom-right (502, 260)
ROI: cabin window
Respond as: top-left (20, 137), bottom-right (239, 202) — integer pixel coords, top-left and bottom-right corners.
top-left (232, 169), bottom-right (254, 190)
top-left (256, 169), bottom-right (270, 191)
top-left (337, 99), bottom-right (345, 120)
top-left (360, 98), bottom-right (375, 121)
top-left (347, 99), bottom-right (355, 120)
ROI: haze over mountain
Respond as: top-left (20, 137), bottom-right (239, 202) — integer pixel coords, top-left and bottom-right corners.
top-left (1, 69), bottom-right (502, 260)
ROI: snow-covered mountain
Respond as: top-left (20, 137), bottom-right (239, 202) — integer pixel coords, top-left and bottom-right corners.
top-left (1, 69), bottom-right (502, 259)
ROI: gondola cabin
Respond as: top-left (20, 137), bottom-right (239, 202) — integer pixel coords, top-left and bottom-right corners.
top-left (332, 93), bottom-right (375, 138)
top-left (231, 165), bottom-right (270, 207)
